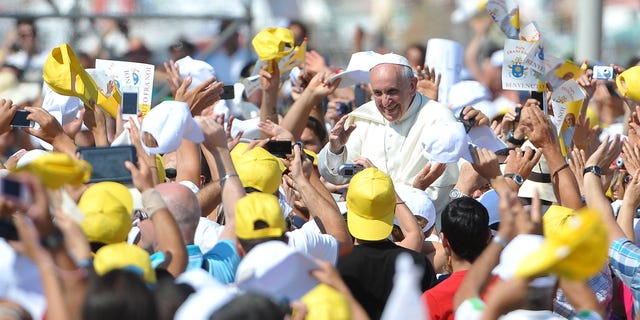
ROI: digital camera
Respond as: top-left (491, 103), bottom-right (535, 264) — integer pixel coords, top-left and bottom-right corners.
top-left (593, 66), bottom-right (615, 80)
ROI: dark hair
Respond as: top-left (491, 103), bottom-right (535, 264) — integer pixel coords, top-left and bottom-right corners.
top-left (154, 278), bottom-right (195, 320)
top-left (209, 292), bottom-right (288, 320)
top-left (238, 235), bottom-right (286, 253)
top-left (441, 197), bottom-right (490, 263)
top-left (16, 17), bottom-right (36, 36)
top-left (306, 116), bottom-right (328, 145)
top-left (83, 269), bottom-right (157, 320)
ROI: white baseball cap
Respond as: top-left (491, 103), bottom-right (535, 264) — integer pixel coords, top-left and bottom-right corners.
top-left (140, 101), bottom-right (204, 154)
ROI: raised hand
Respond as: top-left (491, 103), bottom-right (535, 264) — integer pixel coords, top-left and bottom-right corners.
top-left (174, 76), bottom-right (224, 116)
top-left (415, 64), bottom-right (441, 101)
top-left (328, 115), bottom-right (356, 154)
top-left (0, 98), bottom-right (19, 135)
top-left (412, 161), bottom-right (446, 190)
top-left (503, 147), bottom-right (543, 181)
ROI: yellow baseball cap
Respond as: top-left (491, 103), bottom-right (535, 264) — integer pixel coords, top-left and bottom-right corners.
top-left (301, 284), bottom-right (351, 320)
top-left (43, 43), bottom-right (120, 118)
top-left (235, 192), bottom-right (286, 240)
top-left (231, 146), bottom-right (285, 194)
top-left (617, 66), bottom-right (640, 102)
top-left (346, 168), bottom-right (396, 241)
top-left (515, 207), bottom-right (608, 281)
top-left (79, 182), bottom-right (133, 245)
top-left (93, 242), bottom-right (156, 284)
top-left (13, 152), bottom-right (91, 189)
top-left (252, 27), bottom-right (295, 61)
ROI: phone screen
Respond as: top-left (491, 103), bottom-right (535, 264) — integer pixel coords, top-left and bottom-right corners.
top-left (1, 178), bottom-right (22, 199)
top-left (78, 146), bottom-right (137, 183)
top-left (10, 111), bottom-right (31, 127)
top-left (221, 85), bottom-right (235, 100)
top-left (265, 140), bottom-right (292, 158)
top-left (122, 91), bottom-right (138, 115)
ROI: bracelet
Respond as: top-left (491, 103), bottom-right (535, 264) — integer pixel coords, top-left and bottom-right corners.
top-left (219, 173), bottom-right (239, 187)
top-left (552, 163), bottom-right (570, 179)
top-left (76, 258), bottom-right (93, 268)
top-left (492, 235), bottom-right (508, 248)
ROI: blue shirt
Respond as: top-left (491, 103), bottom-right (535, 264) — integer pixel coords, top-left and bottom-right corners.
top-left (609, 237), bottom-right (640, 317)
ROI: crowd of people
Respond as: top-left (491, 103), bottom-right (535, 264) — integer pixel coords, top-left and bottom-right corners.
top-left (1, 5), bottom-right (640, 320)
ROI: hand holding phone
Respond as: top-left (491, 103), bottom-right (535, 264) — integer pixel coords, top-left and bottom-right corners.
top-left (121, 86), bottom-right (139, 120)
top-left (10, 110), bottom-right (34, 128)
top-left (458, 108), bottom-right (475, 133)
top-left (221, 85), bottom-right (235, 100)
top-left (78, 146), bottom-right (137, 183)
top-left (0, 176), bottom-right (32, 207)
top-left (265, 140), bottom-right (292, 158)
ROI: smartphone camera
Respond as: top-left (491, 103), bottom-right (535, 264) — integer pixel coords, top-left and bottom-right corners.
top-left (338, 164), bottom-right (364, 177)
top-left (593, 66), bottom-right (615, 80)
top-left (10, 110), bottom-right (33, 128)
top-left (121, 87), bottom-right (139, 120)
top-left (221, 85), bottom-right (235, 100)
top-left (458, 109), bottom-right (475, 133)
top-left (616, 157), bottom-right (625, 169)
top-left (0, 177), bottom-right (31, 206)
top-left (337, 101), bottom-right (352, 116)
top-left (265, 140), bottom-right (292, 158)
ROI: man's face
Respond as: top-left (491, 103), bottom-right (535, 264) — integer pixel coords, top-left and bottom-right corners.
top-left (369, 64), bottom-right (417, 122)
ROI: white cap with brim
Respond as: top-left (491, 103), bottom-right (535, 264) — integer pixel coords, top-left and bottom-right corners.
top-left (393, 184), bottom-right (436, 232)
top-left (329, 51), bottom-right (380, 88)
top-left (235, 240), bottom-right (319, 301)
top-left (421, 122), bottom-right (473, 163)
top-left (140, 101), bottom-right (204, 155)
top-left (175, 56), bottom-right (216, 89)
top-left (448, 80), bottom-right (491, 115)
top-left (477, 189), bottom-right (500, 227)
top-left (517, 141), bottom-right (557, 203)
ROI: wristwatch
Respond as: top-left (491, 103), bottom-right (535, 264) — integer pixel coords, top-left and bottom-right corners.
top-left (583, 166), bottom-right (602, 177)
top-left (505, 129), bottom-right (526, 146)
top-left (449, 188), bottom-right (468, 200)
top-left (503, 173), bottom-right (524, 186)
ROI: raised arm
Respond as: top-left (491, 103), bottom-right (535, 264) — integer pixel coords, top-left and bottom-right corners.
top-left (280, 71), bottom-right (340, 140)
top-left (289, 144), bottom-right (353, 256)
top-left (195, 116), bottom-right (245, 241)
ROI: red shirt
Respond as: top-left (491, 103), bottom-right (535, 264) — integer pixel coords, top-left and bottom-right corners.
top-left (422, 270), bottom-right (468, 320)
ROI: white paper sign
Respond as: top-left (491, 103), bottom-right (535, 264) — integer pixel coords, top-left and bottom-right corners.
top-left (425, 38), bottom-right (464, 105)
top-left (486, 0), bottom-right (520, 39)
top-left (502, 39), bottom-right (544, 91)
top-left (95, 59), bottom-right (155, 115)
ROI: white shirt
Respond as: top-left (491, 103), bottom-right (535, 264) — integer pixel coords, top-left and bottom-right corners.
top-left (286, 219), bottom-right (339, 265)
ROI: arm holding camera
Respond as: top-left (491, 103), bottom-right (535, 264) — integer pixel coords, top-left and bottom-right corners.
top-left (289, 144), bottom-right (353, 257)
top-left (0, 98), bottom-right (19, 135)
top-left (23, 106), bottom-right (77, 157)
top-left (126, 144), bottom-right (188, 277)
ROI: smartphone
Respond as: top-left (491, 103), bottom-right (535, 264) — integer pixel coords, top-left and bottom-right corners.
top-left (0, 218), bottom-right (18, 241)
top-left (77, 145), bottom-right (137, 183)
top-left (0, 176), bottom-right (32, 206)
top-left (265, 140), bottom-right (292, 158)
top-left (458, 108), bottom-right (475, 133)
top-left (10, 110), bottom-right (33, 128)
top-left (530, 91), bottom-right (544, 108)
top-left (514, 106), bottom-right (522, 122)
top-left (289, 67), bottom-right (302, 91)
top-left (121, 86), bottom-right (139, 120)
top-left (338, 164), bottom-right (364, 177)
top-left (337, 101), bottom-right (352, 116)
top-left (221, 85), bottom-right (235, 100)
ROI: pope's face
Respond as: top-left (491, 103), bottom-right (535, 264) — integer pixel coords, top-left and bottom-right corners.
top-left (369, 64), bottom-right (417, 122)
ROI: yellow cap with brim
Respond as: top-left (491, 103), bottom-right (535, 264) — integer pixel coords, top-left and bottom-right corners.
top-left (515, 207), bottom-right (608, 281)
top-left (235, 192), bottom-right (286, 240)
top-left (79, 182), bottom-right (133, 245)
top-left (346, 168), bottom-right (395, 241)
top-left (232, 146), bottom-right (286, 194)
top-left (94, 242), bottom-right (156, 284)
top-left (252, 27), bottom-right (295, 61)
top-left (301, 284), bottom-right (351, 320)
top-left (13, 152), bottom-right (91, 189)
